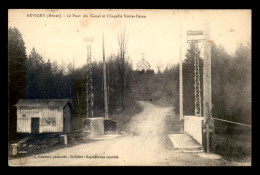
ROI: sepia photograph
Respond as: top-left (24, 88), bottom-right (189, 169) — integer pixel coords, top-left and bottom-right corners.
top-left (8, 9), bottom-right (251, 166)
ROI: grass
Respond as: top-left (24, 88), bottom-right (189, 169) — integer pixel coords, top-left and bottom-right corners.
top-left (71, 100), bottom-right (143, 134)
top-left (8, 132), bottom-right (100, 159)
top-left (213, 130), bottom-right (251, 162)
top-left (109, 100), bottom-right (143, 134)
top-left (163, 111), bottom-right (183, 134)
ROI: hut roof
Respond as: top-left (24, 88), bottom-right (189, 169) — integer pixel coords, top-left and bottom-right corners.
top-left (15, 99), bottom-right (73, 109)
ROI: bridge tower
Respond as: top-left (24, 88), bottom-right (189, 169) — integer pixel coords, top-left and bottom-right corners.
top-left (186, 25), bottom-right (214, 154)
top-left (187, 30), bottom-right (204, 117)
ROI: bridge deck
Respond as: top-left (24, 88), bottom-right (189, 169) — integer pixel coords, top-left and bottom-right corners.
top-left (168, 134), bottom-right (203, 151)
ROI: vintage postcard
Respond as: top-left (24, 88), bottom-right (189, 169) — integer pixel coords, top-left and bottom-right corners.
top-left (8, 9), bottom-right (251, 166)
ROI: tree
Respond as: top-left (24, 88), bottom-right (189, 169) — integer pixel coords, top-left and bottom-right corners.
top-left (8, 27), bottom-right (27, 141)
top-left (211, 43), bottom-right (251, 134)
top-left (25, 48), bottom-right (73, 100)
top-left (25, 48), bottom-right (44, 98)
top-left (156, 61), bottom-right (162, 74)
top-left (117, 27), bottom-right (128, 109)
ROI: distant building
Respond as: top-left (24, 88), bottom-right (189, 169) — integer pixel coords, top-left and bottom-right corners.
top-left (136, 54), bottom-right (151, 71)
top-left (15, 99), bottom-right (73, 134)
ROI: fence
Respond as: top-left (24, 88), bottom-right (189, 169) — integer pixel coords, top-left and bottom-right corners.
top-left (212, 117), bottom-right (251, 161)
top-left (9, 128), bottom-right (88, 156)
top-left (213, 117), bottom-right (251, 127)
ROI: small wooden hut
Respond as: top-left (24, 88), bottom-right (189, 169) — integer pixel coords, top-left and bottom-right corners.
top-left (14, 99), bottom-right (73, 134)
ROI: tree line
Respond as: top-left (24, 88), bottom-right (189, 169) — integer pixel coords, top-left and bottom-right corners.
top-left (8, 26), bottom-right (251, 140)
top-left (136, 41), bottom-right (251, 134)
top-left (8, 27), bottom-right (133, 141)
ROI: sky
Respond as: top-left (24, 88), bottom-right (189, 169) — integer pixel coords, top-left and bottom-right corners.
top-left (8, 9), bottom-right (251, 71)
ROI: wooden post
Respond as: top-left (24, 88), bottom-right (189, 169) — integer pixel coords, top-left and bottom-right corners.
top-left (179, 23), bottom-right (184, 133)
top-left (103, 33), bottom-right (109, 119)
top-left (77, 91), bottom-right (80, 108)
top-left (203, 21), bottom-right (214, 154)
top-left (179, 23), bottom-right (183, 121)
top-left (64, 135), bottom-right (67, 145)
top-left (11, 144), bottom-right (18, 156)
top-left (61, 135), bottom-right (67, 145)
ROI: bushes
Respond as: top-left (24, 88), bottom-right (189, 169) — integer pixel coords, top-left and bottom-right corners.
top-left (214, 132), bottom-right (251, 161)
top-left (109, 100), bottom-right (143, 133)
top-left (213, 119), bottom-right (251, 161)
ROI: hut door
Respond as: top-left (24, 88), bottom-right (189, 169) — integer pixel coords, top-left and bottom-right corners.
top-left (63, 117), bottom-right (66, 132)
top-left (31, 118), bottom-right (39, 134)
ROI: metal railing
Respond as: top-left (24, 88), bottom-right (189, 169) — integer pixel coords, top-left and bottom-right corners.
top-left (213, 117), bottom-right (251, 128)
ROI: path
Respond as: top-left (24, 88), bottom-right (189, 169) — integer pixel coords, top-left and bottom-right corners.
top-left (8, 101), bottom-right (250, 166)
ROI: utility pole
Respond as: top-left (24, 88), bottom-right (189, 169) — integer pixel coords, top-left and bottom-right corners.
top-left (107, 62), bottom-right (110, 106)
top-left (70, 57), bottom-right (74, 99)
top-left (179, 23), bottom-right (184, 133)
top-left (103, 33), bottom-right (109, 119)
top-left (179, 23), bottom-right (183, 122)
top-left (203, 21), bottom-right (214, 154)
top-left (84, 37), bottom-right (94, 118)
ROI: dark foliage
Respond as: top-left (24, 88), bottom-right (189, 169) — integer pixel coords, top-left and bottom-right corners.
top-left (8, 27), bottom-right (27, 141)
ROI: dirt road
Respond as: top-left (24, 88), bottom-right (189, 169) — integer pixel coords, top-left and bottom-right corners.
top-left (8, 101), bottom-right (250, 166)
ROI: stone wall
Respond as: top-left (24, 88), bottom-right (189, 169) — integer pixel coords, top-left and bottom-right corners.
top-left (184, 116), bottom-right (204, 145)
top-left (84, 117), bottom-right (104, 138)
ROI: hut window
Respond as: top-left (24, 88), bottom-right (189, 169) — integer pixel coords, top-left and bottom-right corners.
top-left (50, 118), bottom-right (56, 126)
top-left (42, 118), bottom-right (56, 126)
